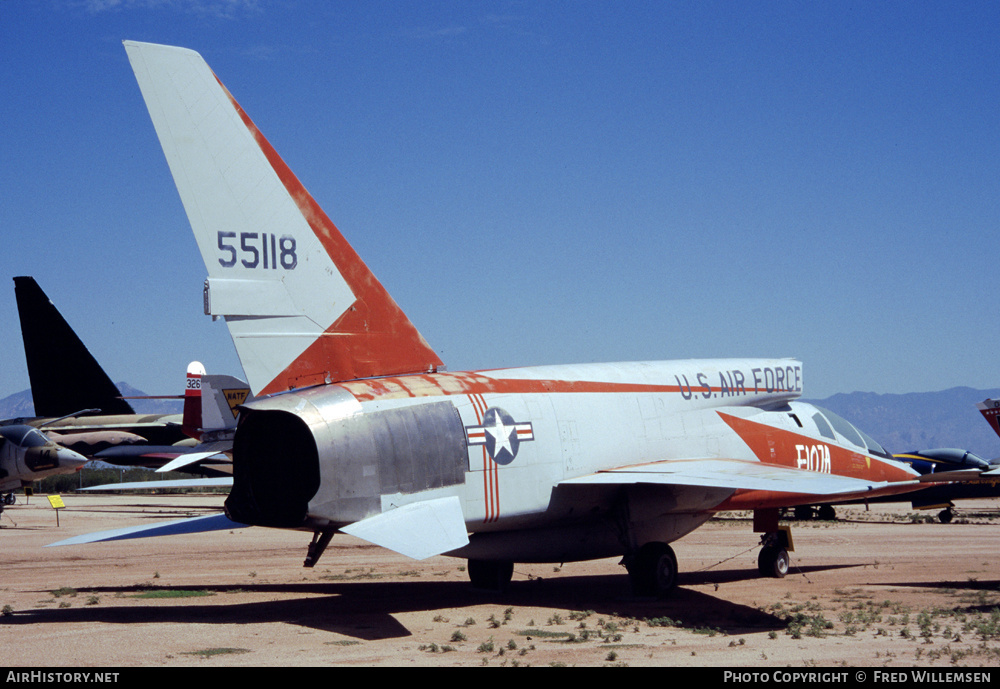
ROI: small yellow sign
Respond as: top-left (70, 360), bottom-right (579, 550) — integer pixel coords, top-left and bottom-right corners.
top-left (47, 495), bottom-right (65, 509)
top-left (224, 388), bottom-right (250, 418)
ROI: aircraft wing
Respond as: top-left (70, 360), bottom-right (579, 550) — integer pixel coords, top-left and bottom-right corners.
top-left (155, 450), bottom-right (230, 473)
top-left (48, 492), bottom-right (466, 561)
top-left (559, 458), bottom-right (898, 495)
top-left (46, 513), bottom-right (245, 547)
top-left (79, 477), bottom-right (233, 491)
top-left (91, 444), bottom-right (231, 475)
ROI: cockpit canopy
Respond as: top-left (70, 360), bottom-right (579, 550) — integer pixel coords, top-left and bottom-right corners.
top-left (0, 424), bottom-right (51, 449)
top-left (793, 404), bottom-right (894, 459)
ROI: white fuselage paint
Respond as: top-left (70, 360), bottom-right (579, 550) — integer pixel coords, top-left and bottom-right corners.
top-left (306, 358), bottom-right (852, 529)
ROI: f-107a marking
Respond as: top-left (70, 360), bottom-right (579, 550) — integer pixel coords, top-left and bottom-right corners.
top-left (796, 444), bottom-right (832, 473)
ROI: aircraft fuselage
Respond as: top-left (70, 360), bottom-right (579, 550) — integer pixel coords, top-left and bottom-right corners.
top-left (0, 425), bottom-right (88, 493)
top-left (225, 358), bottom-right (916, 563)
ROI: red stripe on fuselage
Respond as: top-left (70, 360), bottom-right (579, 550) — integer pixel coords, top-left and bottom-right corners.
top-left (466, 393), bottom-right (499, 523)
top-left (340, 372), bottom-right (686, 403)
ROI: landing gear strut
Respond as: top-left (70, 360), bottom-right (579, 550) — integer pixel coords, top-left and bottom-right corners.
top-left (303, 526), bottom-right (336, 567)
top-left (754, 509), bottom-right (793, 579)
top-left (624, 542), bottom-right (678, 597)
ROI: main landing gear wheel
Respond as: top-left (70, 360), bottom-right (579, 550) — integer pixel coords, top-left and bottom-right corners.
top-left (817, 505), bottom-right (836, 521)
top-left (758, 546), bottom-right (790, 578)
top-left (793, 505), bottom-right (814, 520)
top-left (467, 559), bottom-right (514, 592)
top-left (626, 542), bottom-right (678, 598)
top-left (938, 508), bottom-right (954, 524)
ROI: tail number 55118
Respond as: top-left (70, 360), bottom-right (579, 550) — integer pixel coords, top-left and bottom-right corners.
top-left (217, 231), bottom-right (297, 270)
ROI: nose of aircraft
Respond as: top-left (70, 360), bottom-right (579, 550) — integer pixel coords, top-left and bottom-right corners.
top-left (56, 446), bottom-right (89, 470)
top-left (24, 443), bottom-right (90, 472)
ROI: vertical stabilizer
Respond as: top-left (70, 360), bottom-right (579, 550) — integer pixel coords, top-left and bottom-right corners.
top-left (13, 276), bottom-right (134, 417)
top-left (124, 41), bottom-right (443, 396)
top-left (200, 373), bottom-right (251, 432)
top-left (181, 361), bottom-right (206, 440)
top-left (977, 399), bottom-right (1000, 439)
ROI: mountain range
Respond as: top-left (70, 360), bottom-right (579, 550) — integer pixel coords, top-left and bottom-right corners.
top-left (805, 386), bottom-right (1000, 459)
top-left (1, 384), bottom-right (998, 459)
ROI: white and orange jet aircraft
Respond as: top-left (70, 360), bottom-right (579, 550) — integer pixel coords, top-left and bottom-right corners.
top-left (59, 41), bottom-right (949, 596)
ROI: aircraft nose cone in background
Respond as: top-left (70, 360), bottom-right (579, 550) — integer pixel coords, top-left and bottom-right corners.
top-left (22, 441), bottom-right (88, 473)
top-left (54, 445), bottom-right (89, 471)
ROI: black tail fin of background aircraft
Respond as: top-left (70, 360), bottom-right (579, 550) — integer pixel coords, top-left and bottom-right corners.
top-left (13, 276), bottom-right (134, 418)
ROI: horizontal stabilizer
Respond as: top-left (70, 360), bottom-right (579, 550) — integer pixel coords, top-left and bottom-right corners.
top-left (561, 458), bottom-right (894, 495)
top-left (80, 477), bottom-right (233, 491)
top-left (340, 496), bottom-right (469, 560)
top-left (46, 512), bottom-right (245, 547)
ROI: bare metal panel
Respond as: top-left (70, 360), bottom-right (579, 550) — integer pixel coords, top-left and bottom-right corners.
top-left (306, 399), bottom-right (467, 524)
top-left (370, 401), bottom-right (466, 494)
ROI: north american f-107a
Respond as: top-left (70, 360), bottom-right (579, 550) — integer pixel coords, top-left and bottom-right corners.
top-left (55, 41), bottom-right (968, 597)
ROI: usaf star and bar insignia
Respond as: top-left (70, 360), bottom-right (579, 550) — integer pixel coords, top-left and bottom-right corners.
top-left (465, 407), bottom-right (534, 465)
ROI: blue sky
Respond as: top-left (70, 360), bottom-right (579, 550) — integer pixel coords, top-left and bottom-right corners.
top-left (1, 1), bottom-right (998, 403)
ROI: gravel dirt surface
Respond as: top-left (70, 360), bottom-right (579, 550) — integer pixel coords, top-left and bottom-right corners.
top-left (2, 493), bottom-right (1000, 668)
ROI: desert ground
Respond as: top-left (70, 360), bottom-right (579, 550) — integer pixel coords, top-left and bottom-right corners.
top-left (2, 492), bottom-right (1000, 668)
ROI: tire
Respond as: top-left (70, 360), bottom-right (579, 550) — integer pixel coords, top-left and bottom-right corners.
top-left (628, 542), bottom-right (678, 597)
top-left (758, 546), bottom-right (790, 578)
top-left (467, 559), bottom-right (514, 592)
top-left (794, 506), bottom-right (814, 520)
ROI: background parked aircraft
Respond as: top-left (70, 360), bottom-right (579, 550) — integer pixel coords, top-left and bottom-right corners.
top-left (7, 276), bottom-right (187, 453)
top-left (793, 399), bottom-right (1000, 523)
top-left (6, 277), bottom-right (243, 477)
top-left (0, 424), bottom-right (87, 514)
top-left (977, 399), bottom-right (1000, 441)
